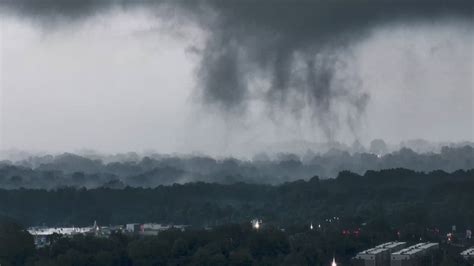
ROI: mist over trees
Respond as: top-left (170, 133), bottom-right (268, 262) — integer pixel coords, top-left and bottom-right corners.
top-left (1, 168), bottom-right (473, 230)
top-left (0, 145), bottom-right (472, 189)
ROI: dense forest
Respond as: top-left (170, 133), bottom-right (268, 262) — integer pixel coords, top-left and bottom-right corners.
top-left (0, 168), bottom-right (472, 231)
top-left (1, 213), bottom-right (471, 266)
top-left (0, 145), bottom-right (472, 188)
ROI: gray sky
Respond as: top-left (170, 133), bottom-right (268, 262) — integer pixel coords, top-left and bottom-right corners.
top-left (0, 1), bottom-right (473, 156)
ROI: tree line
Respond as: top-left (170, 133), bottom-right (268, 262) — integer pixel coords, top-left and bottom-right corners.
top-left (0, 168), bottom-right (472, 231)
top-left (0, 145), bottom-right (472, 188)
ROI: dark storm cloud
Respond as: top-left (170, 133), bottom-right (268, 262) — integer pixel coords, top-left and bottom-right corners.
top-left (1, 0), bottom-right (115, 21)
top-left (2, 0), bottom-right (472, 137)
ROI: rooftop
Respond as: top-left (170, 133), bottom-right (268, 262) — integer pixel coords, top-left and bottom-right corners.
top-left (359, 241), bottom-right (405, 255)
top-left (356, 242), bottom-right (406, 256)
top-left (28, 226), bottom-right (93, 236)
top-left (392, 242), bottom-right (438, 256)
top-left (381, 241), bottom-right (406, 249)
top-left (461, 247), bottom-right (474, 256)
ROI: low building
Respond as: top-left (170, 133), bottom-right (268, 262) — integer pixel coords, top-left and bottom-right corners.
top-left (138, 223), bottom-right (170, 236)
top-left (390, 242), bottom-right (439, 266)
top-left (28, 226), bottom-right (95, 248)
top-left (460, 247), bottom-right (474, 263)
top-left (127, 223), bottom-right (188, 236)
top-left (95, 225), bottom-right (124, 237)
top-left (142, 223), bottom-right (169, 231)
top-left (126, 223), bottom-right (141, 233)
top-left (352, 241), bottom-right (406, 266)
top-left (28, 226), bottom-right (94, 236)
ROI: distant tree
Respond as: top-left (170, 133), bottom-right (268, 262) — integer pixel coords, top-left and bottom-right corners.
top-left (171, 238), bottom-right (188, 257)
top-left (228, 249), bottom-right (253, 266)
top-left (55, 249), bottom-right (88, 266)
top-left (369, 139), bottom-right (388, 155)
top-left (127, 237), bottom-right (170, 265)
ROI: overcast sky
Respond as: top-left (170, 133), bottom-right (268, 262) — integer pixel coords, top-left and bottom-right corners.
top-left (0, 1), bottom-right (472, 156)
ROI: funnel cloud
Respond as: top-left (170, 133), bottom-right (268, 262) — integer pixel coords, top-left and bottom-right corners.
top-left (0, 0), bottom-right (472, 154)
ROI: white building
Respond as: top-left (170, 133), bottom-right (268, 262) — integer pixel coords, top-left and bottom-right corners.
top-left (28, 225), bottom-right (95, 248)
top-left (28, 226), bottom-right (93, 236)
top-left (391, 242), bottom-right (439, 266)
top-left (461, 247), bottom-right (474, 260)
top-left (126, 223), bottom-right (141, 232)
top-left (352, 241), bottom-right (406, 266)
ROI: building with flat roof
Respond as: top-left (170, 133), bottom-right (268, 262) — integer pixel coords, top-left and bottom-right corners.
top-left (28, 226), bottom-right (94, 236)
top-left (352, 242), bottom-right (406, 266)
top-left (28, 225), bottom-right (96, 248)
top-left (126, 223), bottom-right (141, 233)
top-left (461, 247), bottom-right (474, 263)
top-left (391, 242), bottom-right (439, 266)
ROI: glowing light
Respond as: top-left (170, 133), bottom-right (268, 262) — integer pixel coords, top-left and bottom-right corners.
top-left (310, 223), bottom-right (314, 230)
top-left (331, 257), bottom-right (337, 266)
top-left (251, 219), bottom-right (261, 230)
